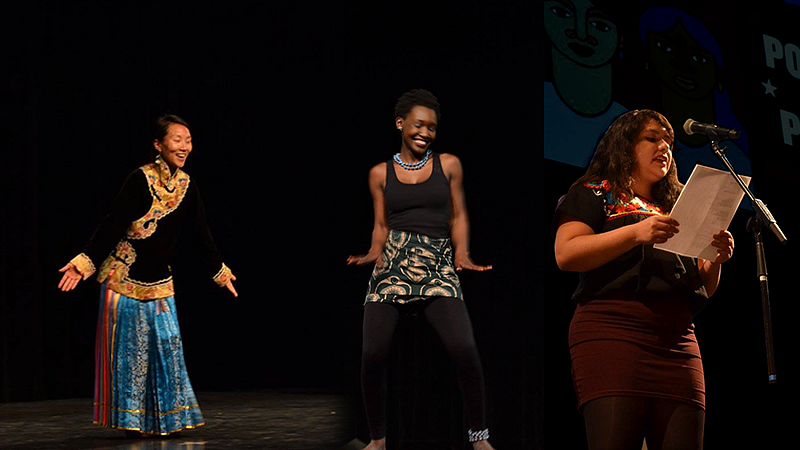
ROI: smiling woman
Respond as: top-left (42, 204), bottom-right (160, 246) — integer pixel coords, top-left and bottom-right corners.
top-left (153, 115), bottom-right (193, 170)
top-left (57, 114), bottom-right (238, 437)
top-left (347, 89), bottom-right (495, 449)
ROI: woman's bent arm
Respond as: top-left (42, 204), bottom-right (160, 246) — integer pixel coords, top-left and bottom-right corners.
top-left (555, 214), bottom-right (680, 273)
top-left (347, 163), bottom-right (389, 266)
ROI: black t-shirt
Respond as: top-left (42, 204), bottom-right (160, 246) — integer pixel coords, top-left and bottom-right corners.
top-left (552, 180), bottom-right (708, 315)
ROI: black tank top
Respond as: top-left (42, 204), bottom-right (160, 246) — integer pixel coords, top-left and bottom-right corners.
top-left (385, 153), bottom-right (452, 238)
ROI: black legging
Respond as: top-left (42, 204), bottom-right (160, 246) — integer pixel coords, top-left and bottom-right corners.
top-left (583, 396), bottom-right (705, 450)
top-left (361, 297), bottom-right (487, 440)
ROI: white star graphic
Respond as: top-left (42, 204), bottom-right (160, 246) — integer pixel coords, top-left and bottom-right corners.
top-left (763, 79), bottom-right (777, 97)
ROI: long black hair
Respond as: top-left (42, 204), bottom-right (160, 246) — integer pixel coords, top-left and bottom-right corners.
top-left (571, 109), bottom-right (683, 209)
top-left (153, 114), bottom-right (189, 142)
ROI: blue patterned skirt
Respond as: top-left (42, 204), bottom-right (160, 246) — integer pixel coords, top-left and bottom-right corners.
top-left (93, 282), bottom-right (204, 434)
top-left (365, 230), bottom-right (463, 305)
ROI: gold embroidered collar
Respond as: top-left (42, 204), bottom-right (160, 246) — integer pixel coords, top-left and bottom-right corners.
top-left (128, 163), bottom-right (191, 241)
top-left (155, 157), bottom-right (183, 191)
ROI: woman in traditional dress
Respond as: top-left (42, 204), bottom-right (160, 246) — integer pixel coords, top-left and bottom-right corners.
top-left (348, 89), bottom-right (495, 449)
top-left (553, 110), bottom-right (734, 449)
top-left (58, 114), bottom-right (237, 436)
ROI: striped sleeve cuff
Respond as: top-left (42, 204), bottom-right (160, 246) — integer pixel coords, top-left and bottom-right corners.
top-left (70, 253), bottom-right (96, 280)
top-left (212, 263), bottom-right (233, 287)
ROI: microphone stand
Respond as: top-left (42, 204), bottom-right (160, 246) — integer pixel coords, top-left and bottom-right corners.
top-left (709, 137), bottom-right (786, 384)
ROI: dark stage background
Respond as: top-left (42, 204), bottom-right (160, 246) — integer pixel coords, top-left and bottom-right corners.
top-left (543, 1), bottom-right (799, 448)
top-left (1, 2), bottom-right (538, 450)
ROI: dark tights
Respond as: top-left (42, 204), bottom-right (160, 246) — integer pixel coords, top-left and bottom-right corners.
top-left (583, 396), bottom-right (705, 450)
top-left (361, 298), bottom-right (486, 440)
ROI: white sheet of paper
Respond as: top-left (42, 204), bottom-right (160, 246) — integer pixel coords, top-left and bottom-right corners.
top-left (653, 165), bottom-right (751, 260)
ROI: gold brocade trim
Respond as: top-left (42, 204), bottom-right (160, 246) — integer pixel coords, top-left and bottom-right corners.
top-left (126, 163), bottom-right (191, 241)
top-left (212, 263), bottom-right (232, 286)
top-left (92, 402), bottom-right (201, 416)
top-left (108, 276), bottom-right (175, 301)
top-left (97, 241), bottom-right (136, 284)
top-left (70, 253), bottom-right (96, 280)
top-left (153, 156), bottom-right (181, 189)
top-left (97, 241), bottom-right (174, 300)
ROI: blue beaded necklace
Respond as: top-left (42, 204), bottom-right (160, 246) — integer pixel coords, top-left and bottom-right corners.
top-left (393, 149), bottom-right (432, 170)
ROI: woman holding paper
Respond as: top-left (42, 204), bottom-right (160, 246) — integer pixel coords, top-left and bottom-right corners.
top-left (552, 110), bottom-right (733, 450)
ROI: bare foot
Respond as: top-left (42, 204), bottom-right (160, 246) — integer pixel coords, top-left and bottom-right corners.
top-left (364, 438), bottom-right (386, 450)
top-left (473, 440), bottom-right (495, 450)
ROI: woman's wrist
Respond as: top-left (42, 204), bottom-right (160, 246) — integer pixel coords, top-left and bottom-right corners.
top-left (69, 253), bottom-right (95, 280)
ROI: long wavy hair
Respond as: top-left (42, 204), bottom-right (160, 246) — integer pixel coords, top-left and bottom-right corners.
top-left (571, 109), bottom-right (683, 210)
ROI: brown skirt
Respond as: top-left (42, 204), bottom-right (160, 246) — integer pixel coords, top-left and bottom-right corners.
top-left (568, 292), bottom-right (705, 413)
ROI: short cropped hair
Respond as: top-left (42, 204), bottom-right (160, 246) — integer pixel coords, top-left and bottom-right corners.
top-left (394, 89), bottom-right (441, 123)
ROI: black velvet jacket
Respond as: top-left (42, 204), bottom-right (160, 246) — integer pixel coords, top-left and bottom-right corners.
top-left (70, 159), bottom-right (231, 300)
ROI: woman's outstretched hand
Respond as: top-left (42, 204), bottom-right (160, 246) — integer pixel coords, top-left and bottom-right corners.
top-left (347, 253), bottom-right (380, 266)
top-left (57, 263), bottom-right (83, 292)
top-left (454, 254), bottom-right (492, 272)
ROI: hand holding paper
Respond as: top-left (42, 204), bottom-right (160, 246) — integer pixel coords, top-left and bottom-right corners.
top-left (633, 215), bottom-right (680, 245)
top-left (708, 230), bottom-right (735, 265)
top-left (653, 165), bottom-right (750, 260)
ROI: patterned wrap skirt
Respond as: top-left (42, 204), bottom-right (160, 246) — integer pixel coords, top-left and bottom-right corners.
top-left (365, 230), bottom-right (462, 305)
top-left (93, 282), bottom-right (204, 434)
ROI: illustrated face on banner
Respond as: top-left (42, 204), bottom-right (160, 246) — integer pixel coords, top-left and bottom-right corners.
top-left (637, 6), bottom-right (751, 195)
top-left (645, 19), bottom-right (719, 101)
top-left (543, 0), bottom-right (618, 68)
top-left (639, 7), bottom-right (726, 149)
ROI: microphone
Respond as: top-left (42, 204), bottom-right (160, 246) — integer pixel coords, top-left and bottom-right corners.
top-left (683, 119), bottom-right (742, 140)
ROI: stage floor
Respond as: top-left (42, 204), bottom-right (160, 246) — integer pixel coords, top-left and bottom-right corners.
top-left (0, 390), bottom-right (361, 450)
